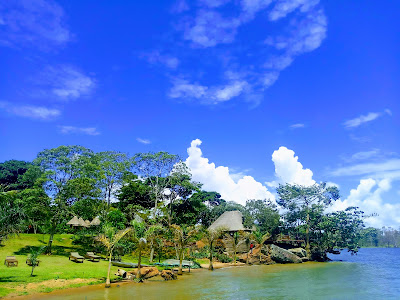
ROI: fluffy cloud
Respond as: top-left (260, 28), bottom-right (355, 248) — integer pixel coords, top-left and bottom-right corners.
top-left (343, 109), bottom-right (391, 129)
top-left (0, 102), bottom-right (60, 120)
top-left (36, 65), bottom-right (95, 101)
top-left (331, 178), bottom-right (400, 227)
top-left (185, 139), bottom-right (275, 205)
top-left (0, 0), bottom-right (71, 50)
top-left (59, 126), bottom-right (100, 136)
top-left (158, 0), bottom-right (328, 105)
top-left (271, 146), bottom-right (315, 186)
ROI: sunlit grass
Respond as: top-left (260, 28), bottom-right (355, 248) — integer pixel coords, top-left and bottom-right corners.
top-left (0, 234), bottom-right (142, 297)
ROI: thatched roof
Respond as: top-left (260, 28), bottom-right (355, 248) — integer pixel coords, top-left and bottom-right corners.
top-left (90, 216), bottom-right (101, 226)
top-left (208, 210), bottom-right (246, 232)
top-left (78, 217), bottom-right (88, 227)
top-left (66, 216), bottom-right (80, 226)
top-left (84, 220), bottom-right (91, 227)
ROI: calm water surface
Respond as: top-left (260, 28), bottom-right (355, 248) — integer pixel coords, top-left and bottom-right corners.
top-left (34, 248), bottom-right (400, 300)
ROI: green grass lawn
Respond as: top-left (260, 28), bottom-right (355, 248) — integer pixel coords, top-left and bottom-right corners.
top-left (0, 234), bottom-right (139, 298)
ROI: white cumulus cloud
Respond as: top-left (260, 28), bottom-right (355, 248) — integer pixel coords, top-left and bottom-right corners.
top-left (331, 178), bottom-right (400, 228)
top-left (185, 139), bottom-right (275, 205)
top-left (271, 146), bottom-right (315, 186)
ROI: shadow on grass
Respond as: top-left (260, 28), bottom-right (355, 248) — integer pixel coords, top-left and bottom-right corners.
top-left (13, 245), bottom-right (80, 257)
top-left (0, 276), bottom-right (19, 283)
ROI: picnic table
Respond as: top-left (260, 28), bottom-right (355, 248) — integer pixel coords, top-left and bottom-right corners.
top-left (4, 256), bottom-right (18, 267)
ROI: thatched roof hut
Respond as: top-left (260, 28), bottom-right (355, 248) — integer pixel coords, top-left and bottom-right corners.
top-left (208, 210), bottom-right (250, 232)
top-left (90, 216), bottom-right (101, 226)
top-left (84, 220), bottom-right (91, 227)
top-left (66, 216), bottom-right (80, 227)
top-left (78, 217), bottom-right (88, 227)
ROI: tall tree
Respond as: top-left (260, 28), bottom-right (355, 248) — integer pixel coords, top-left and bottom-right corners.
top-left (34, 145), bottom-right (97, 253)
top-left (133, 152), bottom-right (180, 211)
top-left (97, 151), bottom-right (131, 207)
top-left (277, 182), bottom-right (340, 258)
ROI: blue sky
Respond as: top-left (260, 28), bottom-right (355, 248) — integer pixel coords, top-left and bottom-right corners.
top-left (0, 0), bottom-right (399, 227)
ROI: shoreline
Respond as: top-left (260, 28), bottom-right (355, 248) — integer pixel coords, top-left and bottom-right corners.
top-left (3, 262), bottom-right (251, 300)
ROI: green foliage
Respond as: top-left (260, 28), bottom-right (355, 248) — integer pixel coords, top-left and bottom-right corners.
top-left (244, 199), bottom-right (281, 236)
top-left (105, 209), bottom-right (127, 230)
top-left (28, 246), bottom-right (46, 276)
top-left (0, 190), bottom-right (25, 240)
top-left (215, 252), bottom-right (232, 263)
top-left (0, 160), bottom-right (32, 191)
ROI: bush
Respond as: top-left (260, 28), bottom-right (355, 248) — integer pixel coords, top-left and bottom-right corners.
top-left (215, 252), bottom-right (232, 263)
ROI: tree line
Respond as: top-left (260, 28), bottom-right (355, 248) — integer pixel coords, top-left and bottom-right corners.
top-left (1, 145), bottom-right (366, 266)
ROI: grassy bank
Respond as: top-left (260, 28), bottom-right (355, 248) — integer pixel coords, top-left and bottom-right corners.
top-left (0, 234), bottom-right (138, 298)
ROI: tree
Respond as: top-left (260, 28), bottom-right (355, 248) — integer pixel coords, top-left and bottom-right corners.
top-left (170, 224), bottom-right (199, 275)
top-left (97, 226), bottom-right (132, 288)
top-left (145, 224), bottom-right (164, 263)
top-left (0, 190), bottom-right (25, 242)
top-left (203, 227), bottom-right (226, 270)
top-left (16, 186), bottom-right (50, 234)
top-left (277, 182), bottom-right (340, 258)
top-left (0, 160), bottom-right (32, 191)
top-left (133, 152), bottom-right (180, 211)
top-left (244, 199), bottom-right (281, 237)
top-left (34, 145), bottom-right (98, 253)
top-left (28, 246), bottom-right (45, 276)
top-left (96, 151), bottom-right (131, 207)
top-left (117, 178), bottom-right (154, 214)
top-left (252, 230), bottom-right (271, 263)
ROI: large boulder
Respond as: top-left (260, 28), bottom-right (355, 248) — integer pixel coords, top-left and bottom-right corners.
top-left (238, 245), bottom-right (274, 265)
top-left (160, 270), bottom-right (177, 280)
top-left (289, 248), bottom-right (307, 258)
top-left (270, 245), bottom-right (302, 264)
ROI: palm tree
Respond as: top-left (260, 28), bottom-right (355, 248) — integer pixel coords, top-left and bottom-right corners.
top-left (253, 230), bottom-right (271, 263)
top-left (203, 227), bottom-right (226, 270)
top-left (28, 246), bottom-right (45, 276)
top-left (145, 224), bottom-right (164, 263)
top-left (130, 221), bottom-right (146, 280)
top-left (170, 224), bottom-right (199, 275)
top-left (97, 226), bottom-right (132, 288)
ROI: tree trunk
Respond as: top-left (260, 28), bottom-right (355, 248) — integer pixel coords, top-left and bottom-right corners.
top-left (178, 248), bottom-right (183, 275)
top-left (149, 246), bottom-right (155, 263)
top-left (31, 266), bottom-right (35, 277)
top-left (208, 241), bottom-right (214, 271)
top-left (47, 233), bottom-right (54, 254)
top-left (105, 252), bottom-right (112, 288)
top-left (306, 210), bottom-right (311, 258)
top-left (259, 244), bottom-right (262, 263)
top-left (137, 248), bottom-right (142, 280)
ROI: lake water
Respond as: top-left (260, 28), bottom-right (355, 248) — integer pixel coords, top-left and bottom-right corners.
top-left (32, 248), bottom-right (400, 300)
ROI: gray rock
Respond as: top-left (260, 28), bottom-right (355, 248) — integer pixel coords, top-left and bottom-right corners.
top-left (289, 248), bottom-right (307, 258)
top-left (270, 245), bottom-right (302, 264)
